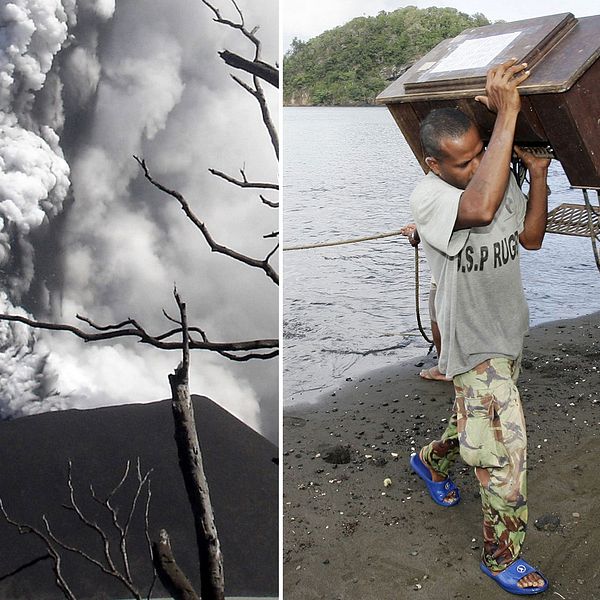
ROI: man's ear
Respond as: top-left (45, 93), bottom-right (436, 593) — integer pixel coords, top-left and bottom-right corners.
top-left (425, 156), bottom-right (440, 176)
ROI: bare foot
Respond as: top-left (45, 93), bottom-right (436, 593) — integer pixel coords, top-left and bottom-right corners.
top-left (419, 450), bottom-right (457, 504)
top-left (517, 572), bottom-right (546, 589)
top-left (419, 366), bottom-right (452, 382)
top-left (488, 562), bottom-right (546, 590)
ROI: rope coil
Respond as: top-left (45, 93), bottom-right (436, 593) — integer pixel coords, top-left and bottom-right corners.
top-left (414, 245), bottom-right (434, 345)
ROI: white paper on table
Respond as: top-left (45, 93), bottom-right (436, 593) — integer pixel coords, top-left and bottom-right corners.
top-left (429, 31), bottom-right (523, 74)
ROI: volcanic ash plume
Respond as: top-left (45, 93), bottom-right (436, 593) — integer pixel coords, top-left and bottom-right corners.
top-left (0, 0), bottom-right (275, 431)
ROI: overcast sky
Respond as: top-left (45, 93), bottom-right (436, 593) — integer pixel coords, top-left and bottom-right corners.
top-left (282, 0), bottom-right (600, 52)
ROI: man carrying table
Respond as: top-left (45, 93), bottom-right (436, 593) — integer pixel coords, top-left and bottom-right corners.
top-left (409, 59), bottom-right (550, 595)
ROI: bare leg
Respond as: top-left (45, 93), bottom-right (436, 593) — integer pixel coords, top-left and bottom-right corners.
top-left (431, 319), bottom-right (442, 358)
top-left (420, 320), bottom-right (451, 381)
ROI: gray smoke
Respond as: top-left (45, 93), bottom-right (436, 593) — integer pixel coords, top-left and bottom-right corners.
top-left (0, 0), bottom-right (278, 438)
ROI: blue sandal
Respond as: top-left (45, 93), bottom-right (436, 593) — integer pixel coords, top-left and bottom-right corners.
top-left (409, 452), bottom-right (460, 507)
top-left (480, 558), bottom-right (548, 595)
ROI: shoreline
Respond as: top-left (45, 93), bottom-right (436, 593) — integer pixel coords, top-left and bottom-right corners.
top-left (284, 311), bottom-right (600, 599)
top-left (286, 310), bottom-right (600, 411)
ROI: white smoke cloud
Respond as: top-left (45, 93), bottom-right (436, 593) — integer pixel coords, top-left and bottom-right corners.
top-left (61, 45), bottom-right (101, 108)
top-left (0, 116), bottom-right (70, 234)
top-left (0, 0), bottom-right (74, 118)
top-left (0, 291), bottom-right (52, 418)
top-left (0, 0), bottom-right (278, 437)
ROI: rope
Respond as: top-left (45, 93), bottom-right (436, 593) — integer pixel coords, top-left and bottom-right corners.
top-left (414, 245), bottom-right (434, 345)
top-left (283, 229), bottom-right (403, 251)
top-left (283, 227), bottom-right (435, 346)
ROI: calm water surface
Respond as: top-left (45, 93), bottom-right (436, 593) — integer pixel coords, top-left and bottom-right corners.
top-left (283, 106), bottom-right (599, 406)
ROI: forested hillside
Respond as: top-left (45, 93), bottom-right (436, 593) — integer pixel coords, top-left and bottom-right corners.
top-left (284, 7), bottom-right (489, 106)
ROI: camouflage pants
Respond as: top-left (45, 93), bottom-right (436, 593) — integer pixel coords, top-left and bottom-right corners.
top-left (421, 357), bottom-right (527, 571)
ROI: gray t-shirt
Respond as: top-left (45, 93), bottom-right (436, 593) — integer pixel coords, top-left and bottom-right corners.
top-left (410, 170), bottom-right (529, 378)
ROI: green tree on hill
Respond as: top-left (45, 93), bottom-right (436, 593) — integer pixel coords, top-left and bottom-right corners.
top-left (284, 7), bottom-right (489, 106)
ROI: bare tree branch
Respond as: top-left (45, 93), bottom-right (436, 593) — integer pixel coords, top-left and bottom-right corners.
top-left (265, 243), bottom-right (279, 263)
top-left (43, 514), bottom-right (143, 600)
top-left (260, 194), bottom-right (278, 208)
top-left (218, 50), bottom-right (278, 87)
top-left (230, 75), bottom-right (279, 159)
top-left (87, 459), bottom-right (152, 584)
top-left (214, 348), bottom-right (278, 362)
top-left (0, 555), bottom-right (50, 583)
top-left (0, 313), bottom-right (278, 359)
top-left (0, 500), bottom-right (77, 600)
top-left (52, 460), bottom-right (154, 599)
top-left (135, 157), bottom-right (279, 285)
top-left (208, 167), bottom-right (278, 190)
top-left (162, 309), bottom-right (181, 327)
top-left (263, 231), bottom-right (278, 239)
top-left (199, 0), bottom-right (279, 156)
top-left (65, 461), bottom-right (120, 576)
top-left (200, 0), bottom-right (262, 60)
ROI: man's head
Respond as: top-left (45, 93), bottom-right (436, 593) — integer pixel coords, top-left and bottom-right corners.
top-left (420, 108), bottom-right (484, 190)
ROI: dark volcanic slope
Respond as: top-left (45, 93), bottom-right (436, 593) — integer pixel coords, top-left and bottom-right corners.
top-left (0, 396), bottom-right (278, 599)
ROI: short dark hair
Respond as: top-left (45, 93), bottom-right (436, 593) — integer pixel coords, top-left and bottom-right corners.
top-left (420, 108), bottom-right (475, 159)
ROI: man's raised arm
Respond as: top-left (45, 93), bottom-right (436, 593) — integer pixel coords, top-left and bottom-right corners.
top-left (455, 59), bottom-right (530, 229)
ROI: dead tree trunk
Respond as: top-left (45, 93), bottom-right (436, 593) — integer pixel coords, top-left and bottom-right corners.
top-left (152, 529), bottom-right (200, 600)
top-left (169, 291), bottom-right (225, 600)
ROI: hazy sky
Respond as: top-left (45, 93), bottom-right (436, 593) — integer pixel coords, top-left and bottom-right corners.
top-left (282, 0), bottom-right (600, 51)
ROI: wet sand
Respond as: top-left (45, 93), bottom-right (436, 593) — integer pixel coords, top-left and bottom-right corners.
top-left (284, 312), bottom-right (600, 599)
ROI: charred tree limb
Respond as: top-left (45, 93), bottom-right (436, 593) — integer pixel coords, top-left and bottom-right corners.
top-left (231, 75), bottom-right (279, 159)
top-left (1, 461), bottom-right (155, 599)
top-left (135, 157), bottom-right (279, 285)
top-left (0, 313), bottom-right (278, 359)
top-left (208, 167), bottom-right (278, 190)
top-left (260, 194), bottom-right (278, 208)
top-left (200, 0), bottom-right (263, 60)
top-left (88, 459), bottom-right (152, 584)
top-left (0, 501), bottom-right (77, 600)
top-left (152, 529), bottom-right (200, 600)
top-left (45, 460), bottom-right (154, 599)
top-left (169, 290), bottom-right (225, 600)
top-left (199, 1), bottom-right (279, 156)
top-left (218, 50), bottom-right (278, 88)
top-left (0, 554), bottom-right (50, 583)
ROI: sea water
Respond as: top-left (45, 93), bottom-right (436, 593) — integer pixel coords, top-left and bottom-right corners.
top-left (283, 106), bottom-right (599, 405)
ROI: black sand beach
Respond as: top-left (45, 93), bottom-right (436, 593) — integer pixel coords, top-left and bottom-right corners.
top-left (284, 312), bottom-right (600, 599)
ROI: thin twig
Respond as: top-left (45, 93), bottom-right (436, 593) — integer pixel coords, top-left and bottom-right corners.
top-left (208, 167), bottom-right (278, 190)
top-left (200, 0), bottom-right (262, 59)
top-left (0, 554), bottom-right (50, 583)
top-left (139, 459), bottom-right (155, 581)
top-left (66, 461), bottom-right (119, 574)
top-left (231, 75), bottom-right (279, 159)
top-left (135, 157), bottom-right (279, 285)
top-left (43, 516), bottom-right (142, 599)
top-left (265, 243), bottom-right (279, 263)
top-left (0, 500), bottom-right (77, 600)
top-left (260, 194), bottom-right (278, 208)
